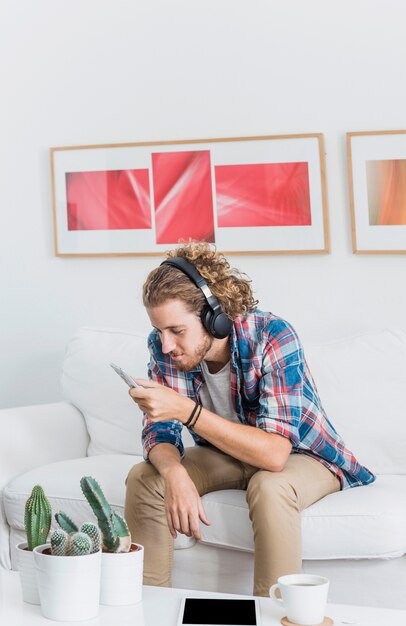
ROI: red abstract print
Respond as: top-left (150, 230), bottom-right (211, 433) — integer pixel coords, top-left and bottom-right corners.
top-left (66, 170), bottom-right (152, 231)
top-left (151, 150), bottom-right (215, 244)
top-left (215, 162), bottom-right (312, 227)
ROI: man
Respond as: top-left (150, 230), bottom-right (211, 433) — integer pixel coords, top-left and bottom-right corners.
top-left (124, 242), bottom-right (375, 597)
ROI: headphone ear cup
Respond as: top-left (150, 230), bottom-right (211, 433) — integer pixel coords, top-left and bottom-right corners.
top-left (200, 304), bottom-right (213, 336)
top-left (201, 305), bottom-right (232, 339)
top-left (211, 311), bottom-right (233, 339)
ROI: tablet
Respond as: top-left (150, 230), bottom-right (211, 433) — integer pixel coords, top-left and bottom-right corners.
top-left (177, 597), bottom-right (261, 626)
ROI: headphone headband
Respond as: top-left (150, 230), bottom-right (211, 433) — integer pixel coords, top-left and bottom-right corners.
top-left (161, 258), bottom-right (219, 311)
top-left (160, 257), bottom-right (232, 339)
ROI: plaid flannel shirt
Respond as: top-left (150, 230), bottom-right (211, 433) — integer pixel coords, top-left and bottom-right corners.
top-left (142, 310), bottom-right (375, 489)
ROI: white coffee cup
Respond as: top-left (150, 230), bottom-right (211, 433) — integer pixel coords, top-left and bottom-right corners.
top-left (269, 573), bottom-right (329, 625)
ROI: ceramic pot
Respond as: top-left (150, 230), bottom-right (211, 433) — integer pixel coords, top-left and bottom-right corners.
top-left (100, 543), bottom-right (144, 605)
top-left (33, 543), bottom-right (101, 621)
top-left (16, 542), bottom-right (40, 605)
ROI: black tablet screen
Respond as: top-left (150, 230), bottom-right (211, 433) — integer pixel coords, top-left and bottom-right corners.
top-left (182, 598), bottom-right (257, 625)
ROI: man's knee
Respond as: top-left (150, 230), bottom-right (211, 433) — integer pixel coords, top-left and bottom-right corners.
top-left (125, 460), bottom-right (163, 499)
top-left (126, 460), bottom-right (153, 485)
top-left (246, 470), bottom-right (297, 507)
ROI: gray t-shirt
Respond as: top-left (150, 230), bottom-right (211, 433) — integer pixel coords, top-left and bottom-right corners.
top-left (199, 360), bottom-right (239, 423)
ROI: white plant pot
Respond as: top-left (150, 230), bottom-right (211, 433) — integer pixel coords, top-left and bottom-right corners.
top-left (100, 543), bottom-right (144, 606)
top-left (33, 543), bottom-right (101, 622)
top-left (16, 542), bottom-right (40, 605)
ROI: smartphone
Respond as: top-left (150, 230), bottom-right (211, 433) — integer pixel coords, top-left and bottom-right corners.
top-left (177, 598), bottom-right (261, 626)
top-left (110, 363), bottom-right (142, 388)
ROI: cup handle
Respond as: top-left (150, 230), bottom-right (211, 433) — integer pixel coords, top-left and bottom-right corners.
top-left (269, 583), bottom-right (283, 604)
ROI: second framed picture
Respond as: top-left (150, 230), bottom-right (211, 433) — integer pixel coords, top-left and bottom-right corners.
top-left (347, 129), bottom-right (406, 254)
top-left (51, 133), bottom-right (330, 256)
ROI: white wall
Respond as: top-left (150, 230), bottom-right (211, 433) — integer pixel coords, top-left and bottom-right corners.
top-left (1, 0), bottom-right (405, 409)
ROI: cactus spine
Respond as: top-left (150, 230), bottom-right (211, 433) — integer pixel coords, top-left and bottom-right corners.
top-left (80, 476), bottom-right (131, 553)
top-left (24, 485), bottom-right (52, 551)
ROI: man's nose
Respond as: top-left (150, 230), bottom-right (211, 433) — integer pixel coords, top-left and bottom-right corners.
top-left (161, 333), bottom-right (176, 354)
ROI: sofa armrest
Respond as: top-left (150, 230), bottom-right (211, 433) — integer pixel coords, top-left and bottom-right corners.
top-left (0, 401), bottom-right (89, 492)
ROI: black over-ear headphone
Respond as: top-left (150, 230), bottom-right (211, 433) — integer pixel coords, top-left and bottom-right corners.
top-left (160, 257), bottom-right (233, 339)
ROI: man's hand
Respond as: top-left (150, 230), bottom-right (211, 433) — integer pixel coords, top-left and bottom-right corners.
top-left (162, 465), bottom-right (211, 540)
top-left (128, 379), bottom-right (194, 423)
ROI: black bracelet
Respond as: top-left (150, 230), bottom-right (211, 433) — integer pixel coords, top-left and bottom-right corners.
top-left (184, 400), bottom-right (200, 427)
top-left (190, 404), bottom-right (203, 431)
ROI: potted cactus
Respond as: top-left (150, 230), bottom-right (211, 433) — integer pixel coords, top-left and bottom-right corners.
top-left (33, 513), bottom-right (101, 621)
top-left (80, 476), bottom-right (144, 606)
top-left (16, 485), bottom-right (52, 604)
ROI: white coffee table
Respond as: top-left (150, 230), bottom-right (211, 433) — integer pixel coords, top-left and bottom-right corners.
top-left (1, 569), bottom-right (405, 626)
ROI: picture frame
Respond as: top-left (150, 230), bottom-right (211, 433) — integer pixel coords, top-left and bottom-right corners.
top-left (347, 130), bottom-right (406, 254)
top-left (50, 134), bottom-right (330, 257)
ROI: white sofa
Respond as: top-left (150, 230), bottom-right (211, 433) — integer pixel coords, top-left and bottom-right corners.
top-left (1, 326), bottom-right (406, 609)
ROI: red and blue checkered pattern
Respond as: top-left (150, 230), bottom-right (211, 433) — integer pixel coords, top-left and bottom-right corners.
top-left (142, 311), bottom-right (375, 490)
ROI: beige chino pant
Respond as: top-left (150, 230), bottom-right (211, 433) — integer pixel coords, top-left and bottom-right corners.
top-left (124, 446), bottom-right (340, 596)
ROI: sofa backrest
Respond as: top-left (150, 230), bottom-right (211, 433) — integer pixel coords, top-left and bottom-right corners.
top-left (304, 328), bottom-right (406, 475)
top-left (61, 326), bottom-right (195, 457)
top-left (62, 326), bottom-right (406, 474)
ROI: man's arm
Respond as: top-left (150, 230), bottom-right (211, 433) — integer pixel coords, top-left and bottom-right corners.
top-left (132, 379), bottom-right (292, 472)
top-left (148, 441), bottom-right (182, 476)
top-left (138, 340), bottom-right (210, 541)
top-left (148, 442), bottom-right (210, 540)
top-left (184, 410), bottom-right (292, 472)
top-left (141, 339), bottom-right (189, 461)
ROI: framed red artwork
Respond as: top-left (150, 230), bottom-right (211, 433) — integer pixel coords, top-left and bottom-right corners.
top-left (50, 134), bottom-right (330, 256)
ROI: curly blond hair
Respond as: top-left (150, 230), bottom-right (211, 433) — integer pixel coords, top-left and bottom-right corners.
top-left (143, 242), bottom-right (258, 321)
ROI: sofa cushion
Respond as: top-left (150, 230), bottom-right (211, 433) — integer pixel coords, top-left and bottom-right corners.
top-left (4, 458), bottom-right (406, 566)
top-left (61, 327), bottom-right (149, 456)
top-left (303, 328), bottom-right (406, 475)
top-left (4, 454), bottom-right (194, 568)
top-left (199, 475), bottom-right (406, 559)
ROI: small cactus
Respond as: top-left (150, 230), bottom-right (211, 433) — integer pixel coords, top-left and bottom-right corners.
top-left (24, 485), bottom-right (52, 551)
top-left (51, 529), bottom-right (70, 556)
top-left (70, 532), bottom-right (91, 556)
top-left (80, 476), bottom-right (131, 553)
top-left (80, 522), bottom-right (100, 554)
top-left (55, 511), bottom-right (78, 534)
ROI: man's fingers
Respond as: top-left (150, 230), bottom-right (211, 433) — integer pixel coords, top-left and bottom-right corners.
top-left (170, 510), bottom-right (181, 537)
top-left (188, 515), bottom-right (202, 541)
top-left (179, 511), bottom-right (192, 537)
top-left (128, 378), bottom-right (160, 399)
top-left (168, 505), bottom-right (203, 539)
top-left (198, 501), bottom-right (211, 527)
top-left (166, 512), bottom-right (178, 540)
top-left (133, 378), bottom-right (159, 388)
top-left (128, 387), bottom-right (149, 399)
